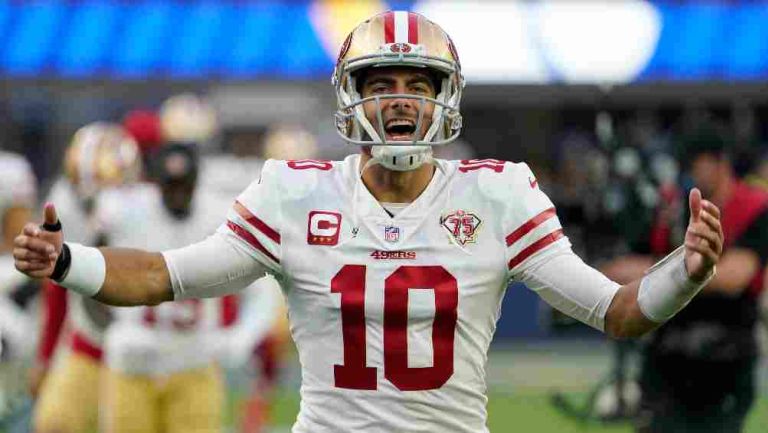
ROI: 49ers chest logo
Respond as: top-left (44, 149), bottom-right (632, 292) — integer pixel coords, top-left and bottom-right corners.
top-left (441, 209), bottom-right (482, 245)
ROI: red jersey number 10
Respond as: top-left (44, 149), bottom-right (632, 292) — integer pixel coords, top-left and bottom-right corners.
top-left (331, 265), bottom-right (458, 391)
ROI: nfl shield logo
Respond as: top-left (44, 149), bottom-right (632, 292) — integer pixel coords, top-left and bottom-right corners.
top-left (384, 226), bottom-right (400, 243)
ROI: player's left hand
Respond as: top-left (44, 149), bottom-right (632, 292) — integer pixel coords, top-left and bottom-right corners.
top-left (684, 188), bottom-right (723, 282)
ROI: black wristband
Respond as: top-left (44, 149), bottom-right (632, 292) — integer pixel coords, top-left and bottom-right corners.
top-left (41, 220), bottom-right (62, 232)
top-left (50, 243), bottom-right (71, 282)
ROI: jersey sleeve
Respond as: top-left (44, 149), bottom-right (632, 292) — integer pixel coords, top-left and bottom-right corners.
top-left (217, 159), bottom-right (283, 275)
top-left (502, 162), bottom-right (571, 279)
top-left (517, 249), bottom-right (620, 332)
top-left (163, 232), bottom-right (273, 300)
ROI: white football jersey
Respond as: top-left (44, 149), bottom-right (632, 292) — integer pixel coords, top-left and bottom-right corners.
top-left (220, 155), bottom-right (572, 433)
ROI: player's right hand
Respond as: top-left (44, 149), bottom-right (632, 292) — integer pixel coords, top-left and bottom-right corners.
top-left (13, 203), bottom-right (63, 279)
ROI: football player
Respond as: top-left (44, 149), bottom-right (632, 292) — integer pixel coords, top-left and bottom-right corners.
top-left (0, 147), bottom-right (36, 348)
top-left (0, 148), bottom-right (36, 425)
top-left (14, 12), bottom-right (723, 433)
top-left (31, 122), bottom-right (141, 433)
top-left (96, 143), bottom-right (279, 433)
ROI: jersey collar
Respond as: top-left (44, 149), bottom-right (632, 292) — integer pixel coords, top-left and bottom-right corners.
top-left (342, 154), bottom-right (455, 247)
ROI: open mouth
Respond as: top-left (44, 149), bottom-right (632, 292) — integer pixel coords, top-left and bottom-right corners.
top-left (384, 119), bottom-right (417, 140)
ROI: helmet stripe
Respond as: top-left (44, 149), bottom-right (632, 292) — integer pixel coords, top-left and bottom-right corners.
top-left (384, 11), bottom-right (395, 43)
top-left (408, 12), bottom-right (419, 44)
top-left (394, 11), bottom-right (409, 43)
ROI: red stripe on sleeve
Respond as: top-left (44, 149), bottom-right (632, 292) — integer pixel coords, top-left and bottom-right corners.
top-left (408, 12), bottom-right (419, 44)
top-left (505, 207), bottom-right (557, 247)
top-left (235, 201), bottom-right (280, 244)
top-left (384, 11), bottom-right (395, 43)
top-left (508, 229), bottom-right (564, 270)
top-left (228, 221), bottom-right (280, 264)
top-left (37, 280), bottom-right (68, 365)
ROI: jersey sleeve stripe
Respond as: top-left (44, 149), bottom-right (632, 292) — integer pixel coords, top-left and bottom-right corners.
top-left (227, 220), bottom-right (280, 264)
top-left (235, 201), bottom-right (281, 244)
top-left (505, 207), bottom-right (557, 247)
top-left (508, 229), bottom-right (564, 270)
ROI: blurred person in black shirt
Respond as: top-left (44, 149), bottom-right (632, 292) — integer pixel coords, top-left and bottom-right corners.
top-left (632, 131), bottom-right (768, 433)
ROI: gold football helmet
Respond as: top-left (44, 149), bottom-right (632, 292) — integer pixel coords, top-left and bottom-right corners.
top-left (64, 122), bottom-right (142, 199)
top-left (333, 10), bottom-right (464, 170)
top-left (159, 93), bottom-right (218, 144)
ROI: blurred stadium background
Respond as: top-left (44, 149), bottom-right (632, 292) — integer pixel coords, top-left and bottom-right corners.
top-left (1, 0), bottom-right (768, 432)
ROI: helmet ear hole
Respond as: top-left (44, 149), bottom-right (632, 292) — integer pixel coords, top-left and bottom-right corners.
top-left (353, 70), bottom-right (366, 95)
top-left (429, 71), bottom-right (445, 96)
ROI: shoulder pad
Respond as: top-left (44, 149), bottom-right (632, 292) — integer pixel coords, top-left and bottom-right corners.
top-left (452, 159), bottom-right (535, 203)
top-left (267, 159), bottom-right (339, 201)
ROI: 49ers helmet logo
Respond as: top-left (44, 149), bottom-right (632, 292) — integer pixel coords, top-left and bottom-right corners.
top-left (441, 209), bottom-right (482, 245)
top-left (389, 43), bottom-right (412, 53)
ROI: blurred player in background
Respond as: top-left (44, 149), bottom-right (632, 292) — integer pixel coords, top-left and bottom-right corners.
top-left (13, 11), bottom-right (724, 433)
top-left (605, 130), bottom-right (768, 433)
top-left (31, 122), bottom-right (142, 433)
top-left (744, 151), bottom-right (768, 355)
top-left (0, 147), bottom-right (37, 429)
top-left (160, 94), bottom-right (294, 433)
top-left (0, 147), bottom-right (37, 353)
top-left (97, 142), bottom-right (280, 433)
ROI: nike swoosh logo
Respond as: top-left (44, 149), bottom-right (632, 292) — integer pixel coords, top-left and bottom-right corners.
top-left (529, 177), bottom-right (538, 189)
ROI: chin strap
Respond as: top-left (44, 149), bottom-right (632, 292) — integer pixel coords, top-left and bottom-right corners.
top-left (370, 145), bottom-right (433, 171)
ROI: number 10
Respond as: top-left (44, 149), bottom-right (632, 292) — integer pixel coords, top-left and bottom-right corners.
top-left (331, 265), bottom-right (458, 391)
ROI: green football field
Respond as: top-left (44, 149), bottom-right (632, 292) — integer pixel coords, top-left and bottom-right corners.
top-left (263, 389), bottom-right (768, 433)
top-left (236, 340), bottom-right (768, 432)
top-left (4, 340), bottom-right (764, 432)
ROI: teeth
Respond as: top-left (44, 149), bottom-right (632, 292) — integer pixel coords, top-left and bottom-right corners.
top-left (385, 119), bottom-right (415, 128)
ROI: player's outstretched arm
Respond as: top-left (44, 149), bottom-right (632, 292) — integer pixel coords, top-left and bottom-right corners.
top-left (95, 248), bottom-right (173, 306)
top-left (13, 204), bottom-right (173, 306)
top-left (604, 188), bottom-right (723, 338)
